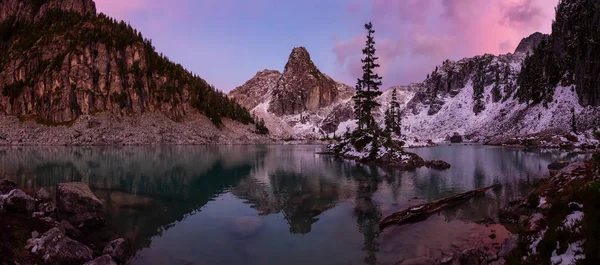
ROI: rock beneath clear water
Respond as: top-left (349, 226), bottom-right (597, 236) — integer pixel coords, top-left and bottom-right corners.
top-left (103, 238), bottom-right (128, 261)
top-left (426, 160), bottom-right (452, 170)
top-left (25, 227), bottom-right (93, 264)
top-left (0, 178), bottom-right (17, 194)
top-left (57, 182), bottom-right (105, 228)
top-left (231, 216), bottom-right (262, 238)
top-left (83, 255), bottom-right (117, 265)
top-left (35, 188), bottom-right (52, 202)
top-left (1, 189), bottom-right (36, 213)
top-left (60, 219), bottom-right (83, 239)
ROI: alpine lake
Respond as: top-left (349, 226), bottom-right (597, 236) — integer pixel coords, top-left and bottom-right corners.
top-left (0, 144), bottom-right (587, 265)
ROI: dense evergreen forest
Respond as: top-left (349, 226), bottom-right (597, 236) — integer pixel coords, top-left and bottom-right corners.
top-left (518, 0), bottom-right (600, 106)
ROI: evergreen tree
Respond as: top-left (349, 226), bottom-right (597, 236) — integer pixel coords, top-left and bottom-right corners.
top-left (384, 108), bottom-right (393, 134)
top-left (255, 118), bottom-right (269, 135)
top-left (492, 69), bottom-right (502, 102)
top-left (353, 22), bottom-right (383, 131)
top-left (384, 88), bottom-right (402, 137)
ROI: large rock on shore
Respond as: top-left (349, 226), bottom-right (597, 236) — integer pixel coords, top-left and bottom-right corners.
top-left (1, 189), bottom-right (36, 213)
top-left (26, 227), bottom-right (93, 264)
top-left (0, 178), bottom-right (17, 194)
top-left (57, 182), bottom-right (105, 228)
top-left (103, 238), bottom-right (128, 261)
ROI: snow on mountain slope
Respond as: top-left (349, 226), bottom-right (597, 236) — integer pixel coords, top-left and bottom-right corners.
top-left (229, 33), bottom-right (600, 143)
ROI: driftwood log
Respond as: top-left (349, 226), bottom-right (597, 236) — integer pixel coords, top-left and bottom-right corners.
top-left (379, 184), bottom-right (502, 230)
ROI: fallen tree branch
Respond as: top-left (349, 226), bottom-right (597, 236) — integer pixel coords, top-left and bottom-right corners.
top-left (379, 184), bottom-right (502, 230)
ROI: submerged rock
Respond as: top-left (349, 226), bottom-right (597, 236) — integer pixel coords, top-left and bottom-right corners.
top-left (25, 227), bottom-right (93, 264)
top-left (231, 216), bottom-right (262, 238)
top-left (1, 189), bottom-right (36, 214)
top-left (103, 238), bottom-right (128, 261)
top-left (57, 182), bottom-right (105, 228)
top-left (83, 255), bottom-right (117, 265)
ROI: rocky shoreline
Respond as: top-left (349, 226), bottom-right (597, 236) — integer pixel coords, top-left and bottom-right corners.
top-left (485, 129), bottom-right (600, 150)
top-left (432, 156), bottom-right (600, 265)
top-left (0, 180), bottom-right (127, 265)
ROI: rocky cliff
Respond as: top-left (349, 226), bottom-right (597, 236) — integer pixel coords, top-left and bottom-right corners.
top-left (514, 32), bottom-right (546, 55)
top-left (0, 0), bottom-right (253, 130)
top-left (229, 47), bottom-right (354, 138)
top-left (268, 47), bottom-right (349, 116)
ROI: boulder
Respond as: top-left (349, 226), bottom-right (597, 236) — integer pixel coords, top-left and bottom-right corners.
top-left (103, 238), bottom-right (128, 261)
top-left (1, 189), bottom-right (35, 213)
top-left (60, 219), bottom-right (83, 239)
top-left (25, 227), bottom-right (93, 264)
top-left (426, 160), bottom-right (452, 170)
top-left (231, 216), bottom-right (262, 238)
top-left (84, 255), bottom-right (117, 265)
top-left (0, 178), bottom-right (17, 194)
top-left (57, 182), bottom-right (105, 228)
top-left (38, 201), bottom-right (57, 214)
top-left (35, 188), bottom-right (52, 202)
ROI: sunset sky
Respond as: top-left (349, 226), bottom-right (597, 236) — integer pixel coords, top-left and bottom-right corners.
top-left (94, 0), bottom-right (559, 92)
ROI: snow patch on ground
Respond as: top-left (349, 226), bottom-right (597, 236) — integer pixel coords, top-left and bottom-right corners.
top-left (550, 241), bottom-right (584, 265)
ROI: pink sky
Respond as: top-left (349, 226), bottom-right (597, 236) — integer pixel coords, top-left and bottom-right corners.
top-left (94, 0), bottom-right (559, 91)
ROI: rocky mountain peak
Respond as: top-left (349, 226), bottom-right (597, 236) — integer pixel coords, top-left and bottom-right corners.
top-left (283, 47), bottom-right (315, 73)
top-left (514, 32), bottom-right (547, 54)
top-left (268, 47), bottom-right (345, 116)
top-left (0, 0), bottom-right (97, 24)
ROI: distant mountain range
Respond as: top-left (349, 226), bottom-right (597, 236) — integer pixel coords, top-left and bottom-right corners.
top-left (229, 0), bottom-right (600, 143)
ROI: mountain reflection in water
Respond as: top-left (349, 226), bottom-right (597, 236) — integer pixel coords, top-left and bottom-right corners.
top-left (0, 145), bottom-right (585, 265)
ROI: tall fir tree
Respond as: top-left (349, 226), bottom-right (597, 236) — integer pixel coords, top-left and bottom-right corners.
top-left (353, 22), bottom-right (383, 131)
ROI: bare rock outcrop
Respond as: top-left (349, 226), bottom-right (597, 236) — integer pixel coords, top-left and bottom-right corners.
top-left (25, 227), bottom-right (94, 264)
top-left (57, 182), bottom-right (105, 228)
top-left (268, 47), bottom-right (350, 116)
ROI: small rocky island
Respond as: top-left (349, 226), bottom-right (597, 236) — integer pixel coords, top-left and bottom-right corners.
top-left (0, 180), bottom-right (127, 265)
top-left (326, 130), bottom-right (451, 171)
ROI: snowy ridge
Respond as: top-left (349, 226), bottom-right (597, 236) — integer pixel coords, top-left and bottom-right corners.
top-left (230, 35), bottom-right (600, 143)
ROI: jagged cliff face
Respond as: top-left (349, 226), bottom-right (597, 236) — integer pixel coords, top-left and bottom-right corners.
top-left (229, 47), bottom-right (354, 138)
top-left (229, 69), bottom-right (281, 110)
top-left (514, 32), bottom-right (546, 55)
top-left (268, 47), bottom-right (348, 116)
top-left (0, 0), bottom-right (252, 126)
top-left (0, 0), bottom-right (96, 24)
